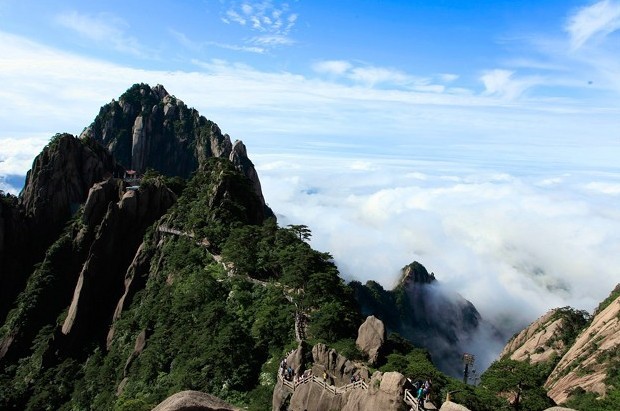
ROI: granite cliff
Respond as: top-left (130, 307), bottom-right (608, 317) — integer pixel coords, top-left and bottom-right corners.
top-left (498, 285), bottom-right (620, 409)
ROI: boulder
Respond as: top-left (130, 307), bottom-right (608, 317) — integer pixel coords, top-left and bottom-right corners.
top-left (356, 315), bottom-right (386, 365)
top-left (151, 390), bottom-right (239, 411)
top-left (439, 401), bottom-right (471, 411)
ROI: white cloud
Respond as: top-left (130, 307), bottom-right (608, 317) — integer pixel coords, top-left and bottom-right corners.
top-left (251, 34), bottom-right (294, 46)
top-left (565, 0), bottom-right (620, 50)
top-left (438, 73), bottom-right (459, 83)
top-left (54, 11), bottom-right (151, 58)
top-left (480, 69), bottom-right (543, 100)
top-left (585, 181), bottom-right (620, 195)
top-left (221, 0), bottom-right (297, 48)
top-left (312, 60), bottom-right (353, 76)
top-left (349, 66), bottom-right (413, 87)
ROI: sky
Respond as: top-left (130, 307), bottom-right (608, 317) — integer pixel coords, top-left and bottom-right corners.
top-left (1, 0), bottom-right (620, 345)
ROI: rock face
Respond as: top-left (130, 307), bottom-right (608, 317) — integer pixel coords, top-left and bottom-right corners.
top-left (152, 390), bottom-right (240, 411)
top-left (356, 315), bottom-right (386, 365)
top-left (19, 134), bottom-right (122, 233)
top-left (82, 83), bottom-right (273, 218)
top-left (544, 294), bottom-right (620, 404)
top-left (353, 261), bottom-right (504, 377)
top-left (0, 134), bottom-right (122, 324)
top-left (61, 180), bottom-right (176, 350)
top-left (500, 308), bottom-right (574, 364)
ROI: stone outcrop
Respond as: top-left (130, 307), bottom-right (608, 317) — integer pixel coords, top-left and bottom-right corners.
top-left (152, 390), bottom-right (240, 411)
top-left (82, 83), bottom-right (273, 218)
top-left (281, 370), bottom-right (408, 411)
top-left (356, 315), bottom-right (386, 365)
top-left (311, 343), bottom-right (369, 386)
top-left (500, 308), bottom-right (571, 364)
top-left (273, 341), bottom-right (407, 411)
top-left (545, 294), bottom-right (620, 404)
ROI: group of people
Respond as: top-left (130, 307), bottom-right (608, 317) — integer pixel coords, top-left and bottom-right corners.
top-left (349, 374), bottom-right (363, 384)
top-left (406, 377), bottom-right (432, 410)
top-left (279, 358), bottom-right (295, 381)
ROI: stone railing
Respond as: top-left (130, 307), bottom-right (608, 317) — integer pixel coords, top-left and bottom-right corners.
top-left (278, 373), bottom-right (368, 396)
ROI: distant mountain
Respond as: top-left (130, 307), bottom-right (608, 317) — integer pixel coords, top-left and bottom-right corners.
top-left (351, 262), bottom-right (505, 377)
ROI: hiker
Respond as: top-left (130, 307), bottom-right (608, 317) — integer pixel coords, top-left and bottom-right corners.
top-left (416, 385), bottom-right (425, 410)
top-left (424, 379), bottom-right (432, 402)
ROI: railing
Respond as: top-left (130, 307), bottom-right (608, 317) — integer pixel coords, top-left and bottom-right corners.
top-left (404, 388), bottom-right (417, 406)
top-left (278, 372), bottom-right (367, 396)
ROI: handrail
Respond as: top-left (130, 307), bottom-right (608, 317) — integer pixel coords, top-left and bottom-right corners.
top-left (278, 372), bottom-right (368, 396)
top-left (404, 388), bottom-right (417, 406)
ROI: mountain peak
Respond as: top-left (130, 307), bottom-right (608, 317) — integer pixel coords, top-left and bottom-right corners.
top-left (399, 261), bottom-right (436, 286)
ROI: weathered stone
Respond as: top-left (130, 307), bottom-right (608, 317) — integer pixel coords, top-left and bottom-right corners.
top-left (356, 315), bottom-right (386, 365)
top-left (439, 401), bottom-right (471, 411)
top-left (545, 294), bottom-right (620, 403)
top-left (152, 390), bottom-right (239, 411)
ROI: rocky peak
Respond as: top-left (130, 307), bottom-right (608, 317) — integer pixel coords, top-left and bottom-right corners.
top-left (399, 261), bottom-right (436, 286)
top-left (81, 83), bottom-right (272, 217)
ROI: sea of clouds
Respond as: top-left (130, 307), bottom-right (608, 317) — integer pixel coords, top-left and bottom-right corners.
top-left (253, 145), bottom-right (620, 340)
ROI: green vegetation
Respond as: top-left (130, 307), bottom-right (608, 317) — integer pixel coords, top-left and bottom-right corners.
top-left (0, 163), bottom-right (362, 410)
top-left (594, 283), bottom-right (620, 317)
top-left (477, 358), bottom-right (555, 411)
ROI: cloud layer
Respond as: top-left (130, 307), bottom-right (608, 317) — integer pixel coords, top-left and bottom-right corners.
top-left (256, 154), bottom-right (620, 337)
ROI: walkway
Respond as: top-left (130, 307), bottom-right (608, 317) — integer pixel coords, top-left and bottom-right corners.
top-left (404, 389), bottom-right (438, 410)
top-left (278, 373), bottom-right (368, 396)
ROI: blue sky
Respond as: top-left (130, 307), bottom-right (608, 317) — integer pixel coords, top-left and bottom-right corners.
top-left (1, 0), bottom-right (620, 345)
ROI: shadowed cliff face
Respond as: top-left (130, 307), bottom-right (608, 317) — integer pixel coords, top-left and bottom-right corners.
top-left (353, 262), bottom-right (505, 377)
top-left (0, 134), bottom-right (123, 323)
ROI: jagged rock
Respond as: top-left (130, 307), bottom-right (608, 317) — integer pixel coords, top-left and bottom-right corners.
top-left (311, 343), bottom-right (366, 386)
top-left (545, 294), bottom-right (620, 404)
top-left (356, 315), bottom-right (386, 365)
top-left (106, 241), bottom-right (155, 349)
top-left (152, 390), bottom-right (239, 411)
